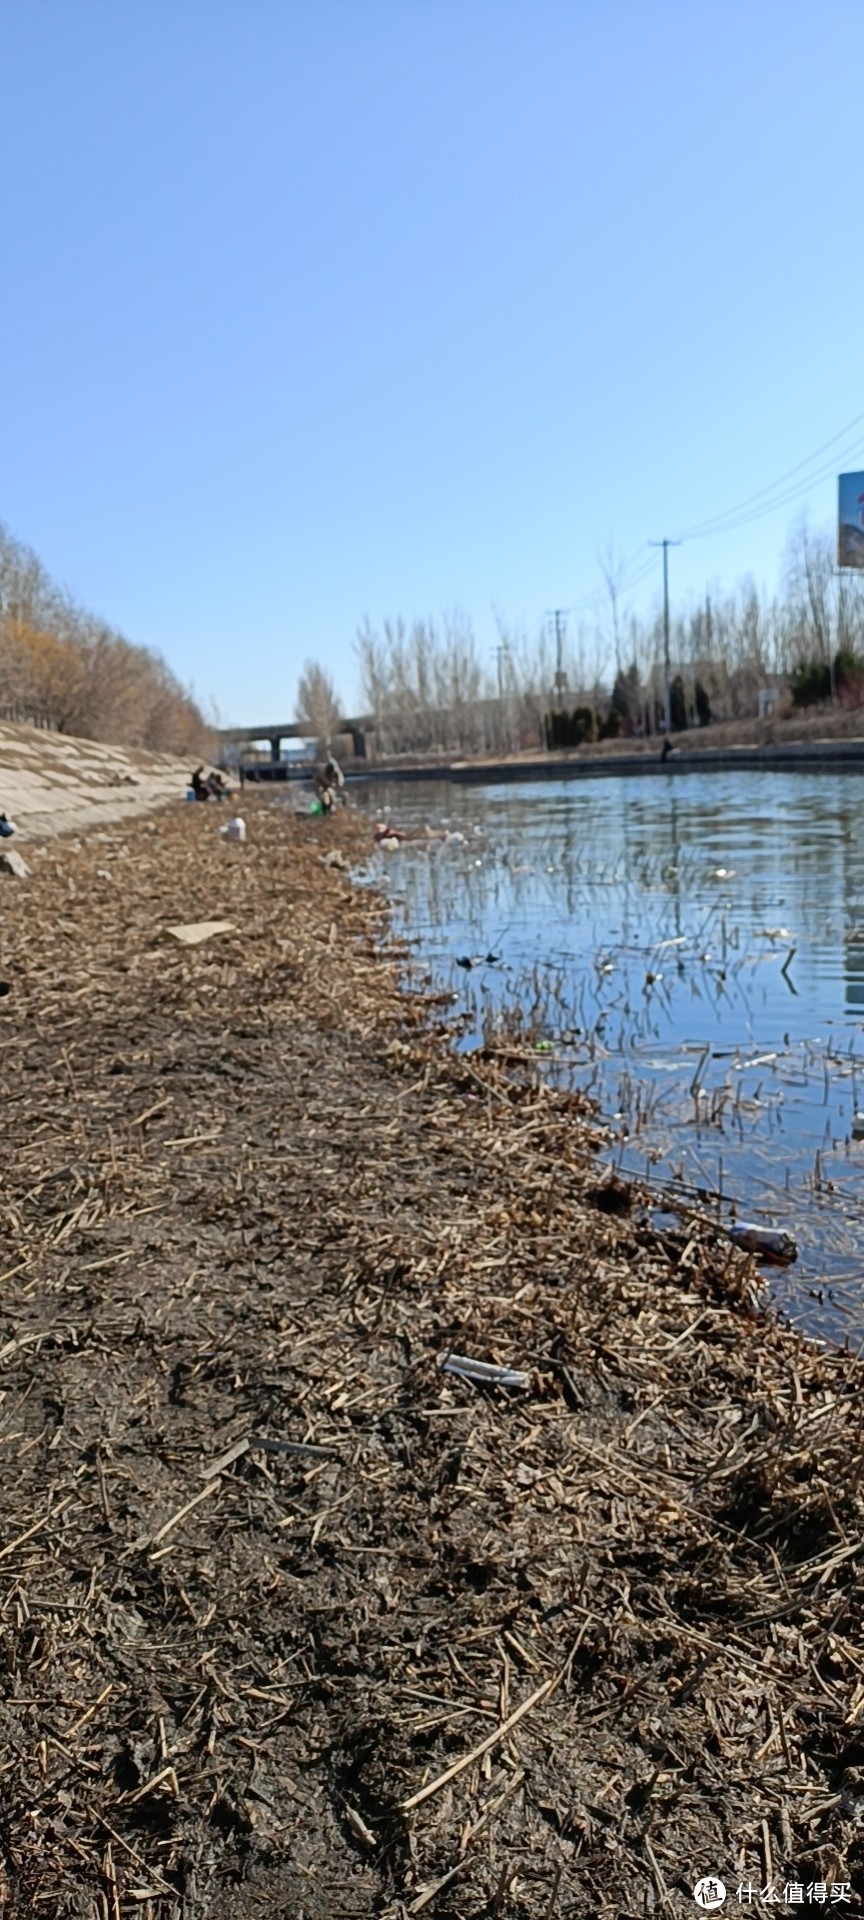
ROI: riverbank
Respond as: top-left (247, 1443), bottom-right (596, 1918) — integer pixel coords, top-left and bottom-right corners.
top-left (448, 736), bottom-right (864, 782)
top-left (1, 795), bottom-right (862, 1916)
top-left (241, 706), bottom-right (864, 787)
top-left (0, 719), bottom-right (196, 838)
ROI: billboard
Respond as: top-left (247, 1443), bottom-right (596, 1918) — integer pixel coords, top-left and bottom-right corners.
top-left (838, 471), bottom-right (864, 569)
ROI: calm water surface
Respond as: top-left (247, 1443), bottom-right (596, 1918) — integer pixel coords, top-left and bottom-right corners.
top-left (353, 771), bottom-right (864, 1344)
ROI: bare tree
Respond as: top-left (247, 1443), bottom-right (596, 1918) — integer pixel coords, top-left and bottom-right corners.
top-left (0, 517), bottom-right (212, 753)
top-left (355, 619), bottom-right (393, 752)
top-left (295, 659), bottom-right (342, 749)
top-left (352, 510), bottom-right (864, 753)
top-left (781, 515), bottom-right (837, 676)
top-left (598, 540), bottom-right (628, 674)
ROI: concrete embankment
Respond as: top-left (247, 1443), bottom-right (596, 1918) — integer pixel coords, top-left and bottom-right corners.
top-left (449, 737), bottom-right (864, 781)
top-left (0, 718), bottom-right (195, 838)
top-left (0, 792), bottom-right (862, 1913)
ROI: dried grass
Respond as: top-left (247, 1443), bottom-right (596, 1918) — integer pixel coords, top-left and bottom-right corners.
top-left (0, 796), bottom-right (861, 1916)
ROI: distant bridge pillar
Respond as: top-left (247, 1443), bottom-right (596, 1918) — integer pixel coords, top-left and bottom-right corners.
top-left (351, 728), bottom-right (367, 759)
top-left (270, 735), bottom-right (282, 764)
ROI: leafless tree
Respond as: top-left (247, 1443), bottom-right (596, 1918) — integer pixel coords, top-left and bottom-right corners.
top-left (354, 511), bottom-right (864, 753)
top-left (0, 518), bottom-right (212, 754)
top-left (295, 659), bottom-right (342, 750)
top-left (598, 540), bottom-right (628, 674)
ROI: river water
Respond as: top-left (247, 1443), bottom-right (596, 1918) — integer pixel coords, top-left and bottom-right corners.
top-left (351, 769), bottom-right (864, 1346)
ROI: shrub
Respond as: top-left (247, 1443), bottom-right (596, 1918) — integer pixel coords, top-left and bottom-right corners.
top-left (789, 649), bottom-right (864, 709)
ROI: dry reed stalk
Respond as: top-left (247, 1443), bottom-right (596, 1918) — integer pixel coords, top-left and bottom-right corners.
top-left (0, 794), bottom-right (861, 1914)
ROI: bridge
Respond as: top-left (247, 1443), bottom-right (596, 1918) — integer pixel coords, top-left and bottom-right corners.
top-left (217, 715), bottom-right (375, 764)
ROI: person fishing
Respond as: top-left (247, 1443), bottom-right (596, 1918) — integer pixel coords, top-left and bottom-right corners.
top-left (314, 753), bottom-right (345, 813)
top-left (324, 753), bottom-right (344, 796)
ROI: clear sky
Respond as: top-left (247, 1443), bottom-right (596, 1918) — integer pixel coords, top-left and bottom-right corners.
top-left (1, 0), bottom-right (863, 724)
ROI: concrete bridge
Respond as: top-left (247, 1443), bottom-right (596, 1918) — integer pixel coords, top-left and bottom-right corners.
top-left (217, 715), bottom-right (374, 764)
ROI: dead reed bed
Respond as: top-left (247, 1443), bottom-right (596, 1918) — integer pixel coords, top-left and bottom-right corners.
top-left (0, 797), bottom-right (862, 1918)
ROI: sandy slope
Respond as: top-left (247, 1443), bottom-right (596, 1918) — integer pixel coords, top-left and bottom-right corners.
top-left (0, 720), bottom-right (200, 839)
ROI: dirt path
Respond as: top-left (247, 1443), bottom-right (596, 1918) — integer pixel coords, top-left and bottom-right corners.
top-left (0, 796), bottom-right (862, 1918)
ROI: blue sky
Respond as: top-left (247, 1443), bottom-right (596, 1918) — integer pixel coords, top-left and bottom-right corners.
top-left (2, 0), bottom-right (863, 723)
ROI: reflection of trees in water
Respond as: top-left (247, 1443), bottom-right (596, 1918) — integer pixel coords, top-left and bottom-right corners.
top-left (836, 806), bottom-right (864, 1011)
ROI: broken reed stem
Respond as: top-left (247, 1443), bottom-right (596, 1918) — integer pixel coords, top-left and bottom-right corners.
top-left (146, 1476), bottom-right (222, 1548)
top-left (401, 1658), bottom-right (569, 1811)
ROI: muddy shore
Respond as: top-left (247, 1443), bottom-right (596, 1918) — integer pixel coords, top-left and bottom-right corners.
top-left (1, 795), bottom-right (863, 1918)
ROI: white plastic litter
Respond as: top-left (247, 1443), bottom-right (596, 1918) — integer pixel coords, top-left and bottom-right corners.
top-left (440, 1352), bottom-right (530, 1389)
top-left (165, 920), bottom-right (237, 947)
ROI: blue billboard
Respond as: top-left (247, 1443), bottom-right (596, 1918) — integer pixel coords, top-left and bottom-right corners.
top-left (838, 471), bottom-right (864, 568)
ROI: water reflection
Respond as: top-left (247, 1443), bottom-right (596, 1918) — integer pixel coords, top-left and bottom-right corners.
top-left (354, 771), bottom-right (864, 1345)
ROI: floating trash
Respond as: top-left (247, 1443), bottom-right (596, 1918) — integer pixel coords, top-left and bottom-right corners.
top-left (728, 1224), bottom-right (798, 1266)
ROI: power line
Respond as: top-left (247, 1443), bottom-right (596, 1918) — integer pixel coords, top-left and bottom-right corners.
top-left (549, 542), bottom-right (653, 620)
top-left (672, 406), bottom-right (864, 543)
top-left (543, 404), bottom-right (864, 635)
top-left (675, 437), bottom-right (864, 543)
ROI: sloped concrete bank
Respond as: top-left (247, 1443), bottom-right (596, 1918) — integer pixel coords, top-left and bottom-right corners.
top-left (0, 719), bottom-right (196, 838)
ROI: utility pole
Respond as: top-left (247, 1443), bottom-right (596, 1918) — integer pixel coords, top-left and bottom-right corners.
top-left (649, 540), bottom-right (681, 734)
top-left (547, 609), bottom-right (568, 706)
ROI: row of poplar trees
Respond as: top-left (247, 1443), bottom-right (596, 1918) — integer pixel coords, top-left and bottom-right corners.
top-left (0, 520), bottom-right (211, 756)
